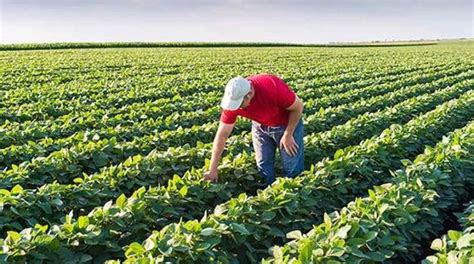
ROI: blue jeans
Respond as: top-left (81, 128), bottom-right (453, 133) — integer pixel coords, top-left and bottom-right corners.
top-left (251, 118), bottom-right (305, 186)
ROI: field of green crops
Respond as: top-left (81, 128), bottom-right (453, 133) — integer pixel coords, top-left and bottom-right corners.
top-left (0, 41), bottom-right (473, 263)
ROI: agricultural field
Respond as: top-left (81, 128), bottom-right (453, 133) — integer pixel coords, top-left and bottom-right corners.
top-left (0, 41), bottom-right (473, 263)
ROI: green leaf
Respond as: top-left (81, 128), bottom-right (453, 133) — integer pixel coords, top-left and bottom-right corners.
top-left (200, 228), bottom-right (215, 236)
top-left (11, 185), bottom-right (23, 195)
top-left (368, 189), bottom-right (376, 200)
top-left (73, 177), bottom-right (84, 184)
top-left (299, 241), bottom-right (313, 261)
top-left (204, 158), bottom-right (211, 170)
top-left (351, 248), bottom-right (370, 259)
top-left (213, 205), bottom-right (225, 216)
top-left (92, 152), bottom-right (109, 167)
top-left (50, 198), bottom-right (63, 207)
top-left (427, 208), bottom-right (438, 217)
top-left (38, 202), bottom-right (52, 215)
top-left (261, 211), bottom-right (276, 221)
top-left (324, 213), bottom-right (332, 229)
top-left (116, 193), bottom-right (127, 209)
top-left (367, 251), bottom-right (386, 261)
top-left (430, 238), bottom-right (443, 251)
top-left (335, 225), bottom-right (352, 239)
top-left (78, 216), bottom-right (90, 229)
top-left (422, 256), bottom-right (438, 264)
top-left (379, 204), bottom-right (389, 214)
top-left (196, 242), bottom-right (211, 251)
top-left (313, 248), bottom-right (324, 257)
top-left (205, 236), bottom-right (221, 248)
top-left (272, 246), bottom-right (283, 260)
top-left (178, 186), bottom-right (188, 197)
top-left (286, 230), bottom-right (302, 240)
top-left (34, 224), bottom-right (48, 233)
top-left (416, 178), bottom-right (424, 188)
top-left (143, 237), bottom-right (156, 251)
top-left (126, 242), bottom-right (146, 256)
top-left (334, 149), bottom-right (344, 159)
top-left (132, 186), bottom-right (147, 199)
top-left (365, 231), bottom-right (378, 242)
top-left (348, 222), bottom-right (360, 237)
top-left (447, 230), bottom-right (461, 241)
top-left (456, 234), bottom-right (473, 249)
top-left (230, 223), bottom-right (250, 235)
top-left (79, 254), bottom-right (93, 263)
top-left (30, 252), bottom-right (47, 260)
top-left (7, 231), bottom-right (21, 243)
top-left (347, 238), bottom-right (366, 246)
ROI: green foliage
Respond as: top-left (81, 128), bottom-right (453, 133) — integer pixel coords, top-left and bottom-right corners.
top-left (264, 121), bottom-right (474, 263)
top-left (422, 201), bottom-right (474, 263)
top-left (118, 93), bottom-right (474, 262)
top-left (0, 44), bottom-right (472, 263)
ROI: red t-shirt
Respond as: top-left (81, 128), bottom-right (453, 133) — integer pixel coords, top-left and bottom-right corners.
top-left (220, 74), bottom-right (296, 126)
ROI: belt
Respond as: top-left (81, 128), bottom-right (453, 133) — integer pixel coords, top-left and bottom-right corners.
top-left (253, 121), bottom-right (285, 132)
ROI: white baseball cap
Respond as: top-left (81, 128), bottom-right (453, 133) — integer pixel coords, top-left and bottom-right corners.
top-left (220, 76), bottom-right (251, 110)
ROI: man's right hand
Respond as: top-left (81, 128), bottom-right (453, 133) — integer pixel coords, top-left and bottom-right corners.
top-left (204, 170), bottom-right (218, 183)
top-left (204, 122), bottom-right (234, 184)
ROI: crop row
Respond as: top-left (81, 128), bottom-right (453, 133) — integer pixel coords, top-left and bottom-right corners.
top-left (423, 201), bottom-right (474, 264)
top-left (303, 65), bottom-right (467, 110)
top-left (262, 121), bottom-right (474, 263)
top-left (1, 89), bottom-right (471, 262)
top-left (0, 89), bottom-right (220, 147)
top-left (1, 78), bottom-right (216, 122)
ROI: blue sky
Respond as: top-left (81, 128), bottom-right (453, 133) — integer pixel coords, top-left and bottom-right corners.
top-left (0, 0), bottom-right (472, 44)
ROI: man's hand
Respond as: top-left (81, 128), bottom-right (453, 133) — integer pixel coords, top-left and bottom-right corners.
top-left (280, 132), bottom-right (299, 157)
top-left (204, 170), bottom-right (218, 183)
top-left (204, 122), bottom-right (234, 183)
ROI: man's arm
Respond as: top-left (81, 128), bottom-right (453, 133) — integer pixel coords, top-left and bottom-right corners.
top-left (280, 96), bottom-right (304, 156)
top-left (204, 121), bottom-right (235, 182)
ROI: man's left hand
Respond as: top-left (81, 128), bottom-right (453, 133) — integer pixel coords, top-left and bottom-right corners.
top-left (280, 132), bottom-right (299, 157)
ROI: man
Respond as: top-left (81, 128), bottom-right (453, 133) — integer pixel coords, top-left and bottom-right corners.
top-left (204, 74), bottom-right (305, 186)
